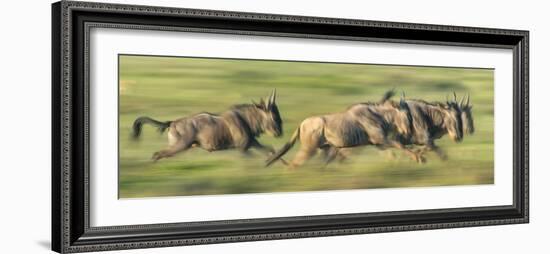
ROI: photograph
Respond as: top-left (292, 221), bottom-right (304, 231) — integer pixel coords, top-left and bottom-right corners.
top-left (48, 1), bottom-right (531, 253)
top-left (118, 55), bottom-right (492, 198)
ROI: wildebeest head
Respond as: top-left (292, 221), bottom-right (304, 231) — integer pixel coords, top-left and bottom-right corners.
top-left (460, 93), bottom-right (475, 135)
top-left (443, 92), bottom-right (464, 142)
top-left (253, 89), bottom-right (283, 137)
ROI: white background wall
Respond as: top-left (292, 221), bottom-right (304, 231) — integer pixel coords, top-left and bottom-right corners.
top-left (0, 0), bottom-right (546, 253)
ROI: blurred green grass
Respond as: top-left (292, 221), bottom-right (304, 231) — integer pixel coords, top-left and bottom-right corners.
top-left (118, 55), bottom-right (494, 198)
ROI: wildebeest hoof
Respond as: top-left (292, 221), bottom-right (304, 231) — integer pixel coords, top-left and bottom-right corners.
top-left (151, 152), bottom-right (162, 162)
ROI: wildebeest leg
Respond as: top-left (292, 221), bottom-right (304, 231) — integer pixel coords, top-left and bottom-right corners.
top-left (290, 146), bottom-right (317, 169)
top-left (239, 149), bottom-right (253, 158)
top-left (248, 139), bottom-right (275, 155)
top-left (420, 141), bottom-right (448, 160)
top-left (386, 140), bottom-right (425, 163)
top-left (335, 148), bottom-right (351, 162)
top-left (433, 146), bottom-right (448, 160)
top-left (374, 145), bottom-right (396, 160)
top-left (248, 139), bottom-right (288, 165)
top-left (366, 127), bottom-right (423, 163)
top-left (321, 147), bottom-right (330, 160)
top-left (152, 140), bottom-right (192, 162)
top-left (323, 147), bottom-right (340, 166)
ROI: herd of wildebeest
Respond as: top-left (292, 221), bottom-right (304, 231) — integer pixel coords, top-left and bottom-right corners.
top-left (132, 89), bottom-right (474, 168)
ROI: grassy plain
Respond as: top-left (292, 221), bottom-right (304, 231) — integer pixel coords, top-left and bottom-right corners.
top-left (118, 55), bottom-right (494, 198)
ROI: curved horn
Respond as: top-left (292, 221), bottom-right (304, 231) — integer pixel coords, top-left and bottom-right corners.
top-left (268, 88), bottom-right (276, 106)
top-left (453, 91), bottom-right (457, 103)
top-left (466, 93), bottom-right (470, 107)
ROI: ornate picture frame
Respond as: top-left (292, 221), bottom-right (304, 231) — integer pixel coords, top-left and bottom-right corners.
top-left (52, 1), bottom-right (528, 253)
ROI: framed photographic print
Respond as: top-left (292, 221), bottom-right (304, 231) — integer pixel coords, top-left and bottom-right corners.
top-left (51, 1), bottom-right (529, 253)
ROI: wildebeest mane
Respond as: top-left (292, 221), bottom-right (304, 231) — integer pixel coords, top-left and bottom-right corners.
top-left (186, 104), bottom-right (264, 137)
top-left (230, 103), bottom-right (257, 110)
top-left (345, 89), bottom-right (397, 110)
top-left (194, 111), bottom-right (218, 117)
top-left (365, 106), bottom-right (392, 134)
top-left (408, 99), bottom-right (461, 111)
top-left (229, 103), bottom-right (265, 137)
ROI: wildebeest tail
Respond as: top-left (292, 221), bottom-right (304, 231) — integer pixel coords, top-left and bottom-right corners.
top-left (265, 127), bottom-right (300, 167)
top-left (131, 116), bottom-right (172, 139)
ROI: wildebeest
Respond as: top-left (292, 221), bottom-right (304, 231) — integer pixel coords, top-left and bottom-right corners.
top-left (313, 91), bottom-right (472, 163)
top-left (132, 89), bottom-right (284, 162)
top-left (358, 91), bottom-right (467, 161)
top-left (402, 95), bottom-right (464, 160)
top-left (265, 91), bottom-right (424, 168)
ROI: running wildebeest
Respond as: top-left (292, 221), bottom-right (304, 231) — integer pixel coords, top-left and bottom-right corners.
top-left (403, 95), bottom-right (464, 160)
top-left (317, 91), bottom-right (472, 163)
top-left (365, 91), bottom-right (466, 161)
top-left (131, 89), bottom-right (285, 162)
top-left (265, 91), bottom-right (424, 168)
